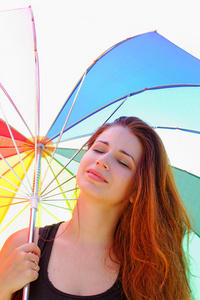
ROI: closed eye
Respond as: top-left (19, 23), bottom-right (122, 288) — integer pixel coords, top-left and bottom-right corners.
top-left (118, 160), bottom-right (130, 168)
top-left (93, 149), bottom-right (104, 153)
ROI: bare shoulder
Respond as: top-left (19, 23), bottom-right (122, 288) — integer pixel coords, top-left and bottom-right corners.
top-left (0, 227), bottom-right (39, 266)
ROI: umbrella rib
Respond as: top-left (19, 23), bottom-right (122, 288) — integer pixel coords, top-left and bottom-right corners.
top-left (0, 200), bottom-right (29, 208)
top-left (97, 94), bottom-right (130, 124)
top-left (52, 133), bottom-right (91, 144)
top-left (0, 185), bottom-right (29, 198)
top-left (0, 135), bottom-right (34, 147)
top-left (0, 153), bottom-right (31, 195)
top-left (0, 82), bottom-right (34, 139)
top-left (154, 126), bottom-right (200, 134)
top-left (41, 187), bottom-right (78, 200)
top-left (0, 105), bottom-right (32, 192)
top-left (40, 198), bottom-right (77, 202)
top-left (0, 145), bottom-right (32, 150)
top-left (39, 202), bottom-right (74, 211)
top-left (0, 174), bottom-right (30, 197)
top-left (30, 7), bottom-right (40, 138)
top-left (0, 195), bottom-right (27, 199)
top-left (40, 71), bottom-right (87, 192)
top-left (0, 203), bottom-right (30, 235)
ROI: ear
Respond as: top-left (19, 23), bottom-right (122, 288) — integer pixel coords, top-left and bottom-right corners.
top-left (129, 196), bottom-right (134, 203)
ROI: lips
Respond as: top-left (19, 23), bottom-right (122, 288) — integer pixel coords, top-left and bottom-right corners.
top-left (86, 168), bottom-right (108, 183)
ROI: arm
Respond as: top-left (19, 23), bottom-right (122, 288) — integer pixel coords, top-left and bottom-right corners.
top-left (0, 228), bottom-right (40, 299)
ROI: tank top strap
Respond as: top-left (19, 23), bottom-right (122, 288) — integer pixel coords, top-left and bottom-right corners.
top-left (38, 222), bottom-right (63, 258)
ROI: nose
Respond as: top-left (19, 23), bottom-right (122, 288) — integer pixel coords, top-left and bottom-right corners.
top-left (95, 157), bottom-right (109, 170)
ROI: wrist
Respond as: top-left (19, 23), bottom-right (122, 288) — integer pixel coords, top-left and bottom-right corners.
top-left (0, 288), bottom-right (12, 300)
top-left (0, 275), bottom-right (13, 300)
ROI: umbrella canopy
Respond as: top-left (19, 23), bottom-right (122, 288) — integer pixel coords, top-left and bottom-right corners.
top-left (0, 5), bottom-right (199, 298)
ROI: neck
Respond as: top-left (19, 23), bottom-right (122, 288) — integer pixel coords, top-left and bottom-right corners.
top-left (67, 192), bottom-right (121, 247)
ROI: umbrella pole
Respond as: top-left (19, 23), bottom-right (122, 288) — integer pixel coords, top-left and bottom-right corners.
top-left (22, 144), bottom-right (43, 300)
top-left (22, 195), bottom-right (39, 300)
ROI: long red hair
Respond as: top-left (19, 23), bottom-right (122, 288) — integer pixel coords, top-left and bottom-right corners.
top-left (87, 116), bottom-right (192, 300)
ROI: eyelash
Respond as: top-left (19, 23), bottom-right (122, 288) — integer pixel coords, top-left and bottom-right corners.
top-left (118, 161), bottom-right (129, 168)
top-left (93, 149), bottom-right (104, 153)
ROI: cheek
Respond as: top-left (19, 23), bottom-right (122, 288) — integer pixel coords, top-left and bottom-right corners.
top-left (76, 153), bottom-right (90, 185)
top-left (76, 159), bottom-right (84, 186)
top-left (79, 151), bottom-right (91, 166)
top-left (76, 167), bottom-right (81, 187)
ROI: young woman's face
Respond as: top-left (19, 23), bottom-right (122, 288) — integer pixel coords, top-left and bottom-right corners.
top-left (76, 126), bottom-right (143, 207)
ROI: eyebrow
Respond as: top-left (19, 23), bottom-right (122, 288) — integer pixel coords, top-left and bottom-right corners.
top-left (95, 140), bottom-right (136, 164)
top-left (120, 149), bottom-right (136, 164)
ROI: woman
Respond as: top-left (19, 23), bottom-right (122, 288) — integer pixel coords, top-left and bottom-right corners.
top-left (0, 116), bottom-right (192, 299)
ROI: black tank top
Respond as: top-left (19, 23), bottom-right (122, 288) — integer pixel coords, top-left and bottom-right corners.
top-left (13, 223), bottom-right (127, 299)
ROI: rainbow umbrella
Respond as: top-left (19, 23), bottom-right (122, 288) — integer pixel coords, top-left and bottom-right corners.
top-left (0, 6), bottom-right (200, 298)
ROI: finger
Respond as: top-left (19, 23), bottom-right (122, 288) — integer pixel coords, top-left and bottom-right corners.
top-left (27, 252), bottom-right (40, 265)
top-left (25, 264), bottom-right (40, 283)
top-left (19, 243), bottom-right (41, 258)
top-left (32, 261), bottom-right (40, 272)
